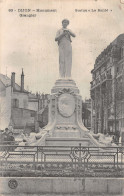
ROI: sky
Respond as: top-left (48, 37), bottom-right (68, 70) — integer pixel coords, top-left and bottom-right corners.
top-left (0, 0), bottom-right (124, 99)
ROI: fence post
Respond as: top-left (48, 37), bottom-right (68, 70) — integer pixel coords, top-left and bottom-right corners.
top-left (78, 143), bottom-right (82, 177)
top-left (37, 146), bottom-right (38, 162)
top-left (117, 147), bottom-right (119, 169)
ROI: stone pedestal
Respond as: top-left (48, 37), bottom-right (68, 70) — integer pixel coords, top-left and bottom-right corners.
top-left (49, 79), bottom-right (82, 138)
top-left (36, 79), bottom-right (103, 147)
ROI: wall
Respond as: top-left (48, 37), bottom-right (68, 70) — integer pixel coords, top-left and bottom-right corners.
top-left (0, 84), bottom-right (11, 129)
top-left (28, 100), bottom-right (38, 111)
top-left (12, 108), bottom-right (35, 129)
top-left (12, 92), bottom-right (28, 109)
top-left (0, 177), bottom-right (124, 195)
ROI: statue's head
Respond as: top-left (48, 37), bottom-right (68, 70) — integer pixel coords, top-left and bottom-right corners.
top-left (62, 19), bottom-right (69, 28)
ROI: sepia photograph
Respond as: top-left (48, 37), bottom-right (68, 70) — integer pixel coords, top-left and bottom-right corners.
top-left (0, 0), bottom-right (124, 195)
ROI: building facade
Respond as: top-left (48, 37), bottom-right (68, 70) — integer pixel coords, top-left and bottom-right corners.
top-left (90, 34), bottom-right (124, 135)
top-left (0, 75), bottom-right (11, 129)
top-left (0, 70), bottom-right (50, 133)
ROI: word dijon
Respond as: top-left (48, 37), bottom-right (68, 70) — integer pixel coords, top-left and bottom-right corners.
top-left (18, 9), bottom-right (57, 12)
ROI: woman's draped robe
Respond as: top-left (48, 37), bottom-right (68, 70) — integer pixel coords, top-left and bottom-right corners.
top-left (56, 29), bottom-right (73, 78)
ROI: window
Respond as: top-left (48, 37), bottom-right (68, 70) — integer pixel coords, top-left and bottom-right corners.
top-left (93, 73), bottom-right (96, 80)
top-left (107, 69), bottom-right (111, 76)
top-left (31, 112), bottom-right (35, 117)
top-left (96, 70), bottom-right (99, 77)
top-left (12, 99), bottom-right (19, 108)
top-left (117, 67), bottom-right (119, 73)
top-left (23, 99), bottom-right (28, 108)
top-left (121, 46), bottom-right (124, 58)
top-left (101, 66), bottom-right (105, 73)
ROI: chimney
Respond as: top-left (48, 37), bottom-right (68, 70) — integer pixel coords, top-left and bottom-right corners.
top-left (21, 68), bottom-right (24, 92)
top-left (11, 72), bottom-right (15, 89)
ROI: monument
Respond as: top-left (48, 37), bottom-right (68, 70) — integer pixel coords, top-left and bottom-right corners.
top-left (30, 19), bottom-right (105, 147)
top-left (55, 19), bottom-right (75, 78)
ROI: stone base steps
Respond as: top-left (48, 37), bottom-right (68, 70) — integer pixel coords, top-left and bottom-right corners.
top-left (45, 137), bottom-right (91, 146)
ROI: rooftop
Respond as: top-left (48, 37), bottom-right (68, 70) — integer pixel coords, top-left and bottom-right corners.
top-left (0, 73), bottom-right (28, 93)
top-left (94, 34), bottom-right (124, 70)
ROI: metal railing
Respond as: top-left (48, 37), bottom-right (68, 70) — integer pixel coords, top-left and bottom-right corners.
top-left (0, 144), bottom-right (124, 177)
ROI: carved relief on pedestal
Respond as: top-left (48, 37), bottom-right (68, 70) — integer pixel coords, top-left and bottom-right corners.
top-left (57, 93), bottom-right (75, 117)
top-left (56, 125), bottom-right (77, 130)
top-left (51, 98), bottom-right (56, 119)
top-left (77, 98), bottom-right (81, 116)
top-left (58, 88), bottom-right (76, 96)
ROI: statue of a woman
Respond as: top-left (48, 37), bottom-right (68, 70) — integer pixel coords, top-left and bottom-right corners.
top-left (55, 19), bottom-right (76, 78)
